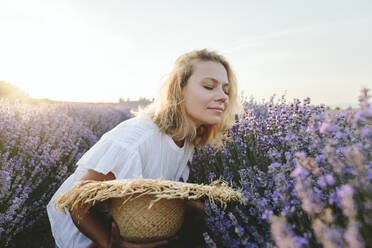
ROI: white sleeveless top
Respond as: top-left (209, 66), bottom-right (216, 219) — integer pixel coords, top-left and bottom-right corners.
top-left (47, 114), bottom-right (195, 248)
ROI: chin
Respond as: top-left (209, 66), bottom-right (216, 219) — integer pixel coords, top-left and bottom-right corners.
top-left (192, 114), bottom-right (222, 126)
top-left (204, 118), bottom-right (222, 126)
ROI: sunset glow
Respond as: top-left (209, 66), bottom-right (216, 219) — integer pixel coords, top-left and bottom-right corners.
top-left (1, 0), bottom-right (371, 107)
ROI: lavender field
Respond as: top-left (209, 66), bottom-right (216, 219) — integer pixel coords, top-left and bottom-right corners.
top-left (0, 89), bottom-right (371, 248)
top-left (0, 100), bottom-right (132, 247)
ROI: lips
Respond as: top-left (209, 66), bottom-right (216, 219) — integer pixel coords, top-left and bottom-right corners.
top-left (208, 107), bottom-right (224, 112)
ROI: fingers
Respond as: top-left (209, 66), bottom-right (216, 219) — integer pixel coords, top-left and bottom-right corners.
top-left (168, 235), bottom-right (178, 241)
top-left (145, 240), bottom-right (169, 247)
top-left (121, 240), bottom-right (164, 248)
top-left (185, 200), bottom-right (206, 215)
top-left (86, 242), bottom-right (99, 248)
top-left (122, 238), bottom-right (170, 248)
top-left (111, 221), bottom-right (122, 243)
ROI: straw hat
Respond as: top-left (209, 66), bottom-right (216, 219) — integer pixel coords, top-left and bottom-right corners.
top-left (55, 178), bottom-right (245, 243)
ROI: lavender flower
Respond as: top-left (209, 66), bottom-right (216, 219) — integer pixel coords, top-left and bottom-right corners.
top-left (0, 99), bottom-right (131, 247)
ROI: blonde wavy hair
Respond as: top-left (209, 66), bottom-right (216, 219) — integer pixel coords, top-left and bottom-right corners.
top-left (136, 48), bottom-right (243, 149)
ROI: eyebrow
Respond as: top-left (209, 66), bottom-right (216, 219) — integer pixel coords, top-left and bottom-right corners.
top-left (203, 77), bottom-right (229, 86)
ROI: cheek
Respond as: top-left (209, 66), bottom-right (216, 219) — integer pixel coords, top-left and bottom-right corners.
top-left (196, 89), bottom-right (213, 104)
top-left (187, 89), bottom-right (208, 106)
top-left (184, 92), bottom-right (199, 113)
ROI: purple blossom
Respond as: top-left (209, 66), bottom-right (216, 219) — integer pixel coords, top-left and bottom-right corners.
top-left (0, 99), bottom-right (132, 246)
top-left (291, 165), bottom-right (309, 178)
top-left (269, 162), bottom-right (281, 169)
top-left (324, 174), bottom-right (335, 186)
top-left (3, 88), bottom-right (371, 247)
top-left (319, 122), bottom-right (339, 134)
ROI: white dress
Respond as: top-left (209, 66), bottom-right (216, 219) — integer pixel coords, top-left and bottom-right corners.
top-left (47, 114), bottom-right (195, 248)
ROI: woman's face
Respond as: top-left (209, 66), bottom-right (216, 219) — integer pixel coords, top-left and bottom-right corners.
top-left (182, 60), bottom-right (229, 127)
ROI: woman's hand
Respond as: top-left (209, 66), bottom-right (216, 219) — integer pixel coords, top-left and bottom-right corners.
top-left (185, 200), bottom-right (206, 216)
top-left (87, 221), bottom-right (177, 248)
top-left (172, 200), bottom-right (208, 247)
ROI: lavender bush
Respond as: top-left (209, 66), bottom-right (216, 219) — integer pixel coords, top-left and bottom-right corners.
top-left (270, 90), bottom-right (371, 248)
top-left (188, 88), bottom-right (371, 248)
top-left (1, 87), bottom-right (370, 248)
top-left (0, 100), bottom-right (131, 247)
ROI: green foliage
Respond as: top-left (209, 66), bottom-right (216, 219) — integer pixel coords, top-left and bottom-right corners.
top-left (0, 81), bottom-right (29, 100)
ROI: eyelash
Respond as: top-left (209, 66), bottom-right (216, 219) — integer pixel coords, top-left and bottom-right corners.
top-left (203, 86), bottom-right (229, 95)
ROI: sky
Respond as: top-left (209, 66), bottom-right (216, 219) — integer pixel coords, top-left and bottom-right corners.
top-left (0, 0), bottom-right (371, 108)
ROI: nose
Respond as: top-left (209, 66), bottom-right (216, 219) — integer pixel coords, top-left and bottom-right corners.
top-left (215, 87), bottom-right (228, 103)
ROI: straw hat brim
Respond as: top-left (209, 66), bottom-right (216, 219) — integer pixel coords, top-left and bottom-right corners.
top-left (54, 178), bottom-right (246, 242)
top-left (55, 177), bottom-right (245, 214)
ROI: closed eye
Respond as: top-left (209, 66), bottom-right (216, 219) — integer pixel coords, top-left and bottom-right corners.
top-left (204, 85), bottom-right (229, 95)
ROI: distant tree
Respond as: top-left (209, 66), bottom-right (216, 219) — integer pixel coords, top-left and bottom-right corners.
top-left (118, 97), bottom-right (125, 103)
top-left (359, 86), bottom-right (370, 103)
top-left (335, 106), bottom-right (340, 111)
top-left (0, 81), bottom-right (29, 101)
top-left (138, 96), bottom-right (151, 102)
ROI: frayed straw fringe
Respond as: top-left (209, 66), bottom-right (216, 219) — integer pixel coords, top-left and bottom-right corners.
top-left (55, 178), bottom-right (246, 214)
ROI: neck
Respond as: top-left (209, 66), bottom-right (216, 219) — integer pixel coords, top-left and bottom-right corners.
top-left (172, 138), bottom-right (185, 148)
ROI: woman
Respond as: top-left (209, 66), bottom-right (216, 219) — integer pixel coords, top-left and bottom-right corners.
top-left (47, 48), bottom-right (242, 248)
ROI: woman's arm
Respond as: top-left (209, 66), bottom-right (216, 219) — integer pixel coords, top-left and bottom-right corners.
top-left (70, 169), bottom-right (116, 248)
top-left (70, 169), bottom-right (172, 248)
